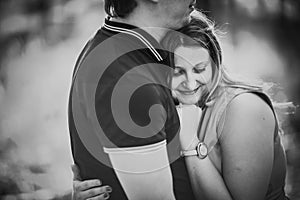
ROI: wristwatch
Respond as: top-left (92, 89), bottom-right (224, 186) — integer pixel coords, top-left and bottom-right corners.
top-left (180, 142), bottom-right (208, 159)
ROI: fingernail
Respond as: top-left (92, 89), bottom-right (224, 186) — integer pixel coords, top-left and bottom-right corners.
top-left (98, 180), bottom-right (102, 185)
top-left (106, 186), bottom-right (112, 192)
top-left (104, 193), bottom-right (109, 199)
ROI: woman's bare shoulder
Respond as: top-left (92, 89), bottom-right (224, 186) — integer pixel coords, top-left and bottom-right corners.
top-left (220, 92), bottom-right (276, 141)
top-left (228, 92), bottom-right (274, 122)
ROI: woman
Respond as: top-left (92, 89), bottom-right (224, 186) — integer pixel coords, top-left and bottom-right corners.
top-left (164, 11), bottom-right (288, 200)
top-left (72, 11), bottom-right (288, 200)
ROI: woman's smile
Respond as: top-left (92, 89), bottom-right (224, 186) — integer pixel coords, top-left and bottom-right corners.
top-left (177, 85), bottom-right (201, 95)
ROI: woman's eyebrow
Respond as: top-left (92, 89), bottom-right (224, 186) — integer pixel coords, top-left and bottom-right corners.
top-left (174, 65), bottom-right (184, 69)
top-left (195, 61), bottom-right (209, 67)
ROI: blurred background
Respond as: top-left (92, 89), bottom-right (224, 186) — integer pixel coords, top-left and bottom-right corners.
top-left (0, 0), bottom-right (299, 199)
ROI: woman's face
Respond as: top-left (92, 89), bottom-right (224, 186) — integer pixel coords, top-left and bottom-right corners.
top-left (172, 46), bottom-right (213, 105)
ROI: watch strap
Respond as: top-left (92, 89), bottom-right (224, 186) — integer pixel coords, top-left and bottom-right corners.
top-left (180, 149), bottom-right (198, 157)
top-left (180, 142), bottom-right (208, 159)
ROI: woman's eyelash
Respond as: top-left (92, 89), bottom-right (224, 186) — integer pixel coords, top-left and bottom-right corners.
top-left (173, 65), bottom-right (206, 75)
top-left (194, 68), bottom-right (206, 73)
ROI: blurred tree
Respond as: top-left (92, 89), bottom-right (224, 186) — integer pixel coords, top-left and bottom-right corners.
top-left (0, 1), bottom-right (74, 199)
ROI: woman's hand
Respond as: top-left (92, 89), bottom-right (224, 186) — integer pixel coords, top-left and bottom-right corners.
top-left (176, 105), bottom-right (202, 150)
top-left (72, 164), bottom-right (112, 200)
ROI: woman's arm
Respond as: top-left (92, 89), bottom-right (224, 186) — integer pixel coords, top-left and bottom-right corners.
top-left (178, 105), bottom-right (231, 199)
top-left (180, 93), bottom-right (275, 200)
top-left (219, 93), bottom-right (275, 199)
top-left (184, 148), bottom-right (233, 200)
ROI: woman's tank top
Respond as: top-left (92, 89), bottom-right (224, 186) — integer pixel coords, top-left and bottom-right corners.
top-left (197, 86), bottom-right (287, 200)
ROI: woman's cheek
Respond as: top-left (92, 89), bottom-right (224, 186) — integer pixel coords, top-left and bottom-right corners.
top-left (197, 73), bottom-right (209, 85)
top-left (171, 77), bottom-right (182, 91)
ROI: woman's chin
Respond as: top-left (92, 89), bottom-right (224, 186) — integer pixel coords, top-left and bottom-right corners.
top-left (177, 97), bottom-right (199, 105)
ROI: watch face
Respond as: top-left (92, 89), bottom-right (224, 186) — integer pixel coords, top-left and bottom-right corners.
top-left (197, 142), bottom-right (208, 159)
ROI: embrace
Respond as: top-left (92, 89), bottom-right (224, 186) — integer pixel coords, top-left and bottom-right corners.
top-left (68, 0), bottom-right (289, 199)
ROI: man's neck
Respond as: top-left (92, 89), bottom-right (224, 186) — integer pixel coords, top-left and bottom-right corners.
top-left (110, 17), bottom-right (168, 42)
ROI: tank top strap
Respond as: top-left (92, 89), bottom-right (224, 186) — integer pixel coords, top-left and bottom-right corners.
top-left (215, 87), bottom-right (253, 141)
top-left (198, 86), bottom-right (247, 153)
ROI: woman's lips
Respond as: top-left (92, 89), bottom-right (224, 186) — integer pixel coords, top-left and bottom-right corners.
top-left (177, 85), bottom-right (201, 95)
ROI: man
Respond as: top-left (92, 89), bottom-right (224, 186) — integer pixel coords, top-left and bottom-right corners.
top-left (69, 0), bottom-right (196, 199)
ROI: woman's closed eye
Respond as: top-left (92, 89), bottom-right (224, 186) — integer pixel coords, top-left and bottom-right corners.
top-left (174, 67), bottom-right (186, 76)
top-left (194, 62), bottom-right (208, 73)
top-left (193, 67), bottom-right (206, 74)
top-left (173, 65), bottom-right (206, 77)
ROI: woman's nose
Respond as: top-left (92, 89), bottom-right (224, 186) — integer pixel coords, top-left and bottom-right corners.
top-left (183, 75), bottom-right (198, 90)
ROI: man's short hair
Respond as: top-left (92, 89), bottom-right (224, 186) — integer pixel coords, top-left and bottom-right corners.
top-left (104, 0), bottom-right (137, 18)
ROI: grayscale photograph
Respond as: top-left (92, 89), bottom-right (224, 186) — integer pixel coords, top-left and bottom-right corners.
top-left (0, 0), bottom-right (299, 199)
